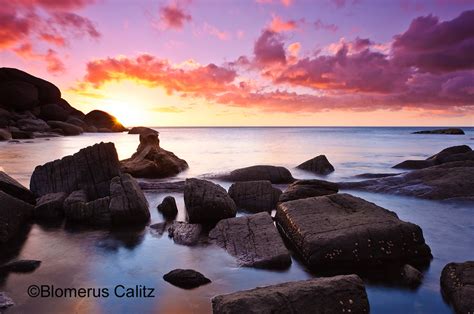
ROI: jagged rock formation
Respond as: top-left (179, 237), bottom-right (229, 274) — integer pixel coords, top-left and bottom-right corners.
top-left (0, 171), bottom-right (35, 204)
top-left (279, 179), bottom-right (338, 202)
top-left (441, 261), bottom-right (474, 313)
top-left (0, 190), bottom-right (33, 243)
top-left (228, 180), bottom-right (281, 212)
top-left (297, 154), bottom-right (335, 175)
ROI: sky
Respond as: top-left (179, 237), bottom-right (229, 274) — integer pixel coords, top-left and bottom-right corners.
top-left (1, 0), bottom-right (473, 127)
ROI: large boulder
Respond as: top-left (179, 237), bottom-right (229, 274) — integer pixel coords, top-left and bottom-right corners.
top-left (0, 190), bottom-right (33, 243)
top-left (184, 178), bottom-right (237, 224)
top-left (168, 221), bottom-right (203, 246)
top-left (212, 274), bottom-right (369, 314)
top-left (441, 261), bottom-right (474, 314)
top-left (84, 110), bottom-right (127, 132)
top-left (121, 132), bottom-right (188, 178)
top-left (340, 161), bottom-right (474, 200)
top-left (279, 179), bottom-right (338, 203)
top-left (276, 193), bottom-right (432, 270)
top-left (412, 128), bottom-right (464, 135)
top-left (0, 80), bottom-right (38, 110)
top-left (393, 145), bottom-right (472, 169)
top-left (228, 181), bottom-right (281, 212)
top-left (39, 99), bottom-right (84, 121)
top-left (297, 155), bottom-right (335, 175)
top-left (0, 171), bottom-right (35, 204)
top-left (47, 121), bottom-right (83, 136)
top-left (209, 212), bottom-right (291, 269)
top-left (17, 118), bottom-right (50, 132)
top-left (222, 165), bottom-right (294, 183)
top-left (34, 192), bottom-right (67, 219)
top-left (163, 269), bottom-right (211, 289)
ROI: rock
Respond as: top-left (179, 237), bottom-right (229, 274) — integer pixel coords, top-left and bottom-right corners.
top-left (441, 261), bottom-right (474, 314)
top-left (276, 193), bottom-right (432, 270)
top-left (0, 190), bottom-right (34, 243)
top-left (168, 221), bottom-right (202, 245)
top-left (279, 179), bottom-right (338, 203)
top-left (340, 161), bottom-right (474, 200)
top-left (412, 128), bottom-right (465, 135)
top-left (47, 121), bottom-right (83, 136)
top-left (121, 132), bottom-right (188, 178)
top-left (157, 196), bottom-right (178, 219)
top-left (39, 103), bottom-right (69, 121)
top-left (84, 110), bottom-right (127, 132)
top-left (228, 181), bottom-right (281, 212)
top-left (65, 195), bottom-right (111, 225)
top-left (212, 274), bottom-right (369, 314)
top-left (400, 264), bottom-right (423, 287)
top-left (128, 126), bottom-right (158, 135)
top-left (297, 155), bottom-right (335, 175)
top-left (163, 269), bottom-right (211, 289)
top-left (149, 222), bottom-right (168, 235)
top-left (0, 80), bottom-right (38, 110)
top-left (17, 118), bottom-right (50, 132)
top-left (11, 130), bottom-right (34, 139)
top-left (34, 192), bottom-right (67, 219)
top-left (223, 165), bottom-right (294, 183)
top-left (354, 173), bottom-right (403, 179)
top-left (139, 180), bottom-right (185, 192)
top-left (0, 171), bottom-right (36, 204)
top-left (0, 128), bottom-right (12, 140)
top-left (0, 260), bottom-right (41, 273)
top-left (0, 292), bottom-right (14, 309)
top-left (393, 145), bottom-right (472, 169)
top-left (209, 212), bottom-right (291, 269)
top-left (65, 116), bottom-right (87, 128)
top-left (184, 178), bottom-right (237, 224)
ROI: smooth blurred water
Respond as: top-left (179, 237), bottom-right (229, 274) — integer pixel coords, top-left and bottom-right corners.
top-left (0, 127), bottom-right (473, 313)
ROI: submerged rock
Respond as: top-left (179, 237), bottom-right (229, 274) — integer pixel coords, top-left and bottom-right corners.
top-left (34, 192), bottom-right (67, 219)
top-left (276, 193), bottom-right (432, 270)
top-left (222, 165), bottom-right (294, 183)
top-left (184, 178), bottom-right (237, 224)
top-left (0, 171), bottom-right (35, 204)
top-left (163, 269), bottom-right (211, 289)
top-left (297, 154), bottom-right (335, 175)
top-left (412, 128), bottom-right (464, 135)
top-left (157, 196), bottom-right (178, 219)
top-left (393, 145), bottom-right (472, 169)
top-left (0, 292), bottom-right (14, 309)
top-left (121, 132), bottom-right (188, 178)
top-left (0, 260), bottom-right (41, 273)
top-left (209, 212), bottom-right (291, 269)
top-left (0, 190), bottom-right (33, 243)
top-left (400, 264), bottom-right (423, 288)
top-left (168, 221), bottom-right (202, 246)
top-left (83, 110), bottom-right (127, 132)
top-left (228, 180), bottom-right (281, 212)
top-left (441, 261), bottom-right (474, 314)
top-left (279, 179), bottom-right (338, 203)
top-left (212, 274), bottom-right (369, 314)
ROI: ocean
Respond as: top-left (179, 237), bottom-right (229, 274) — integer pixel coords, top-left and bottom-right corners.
top-left (1, 127), bottom-right (473, 313)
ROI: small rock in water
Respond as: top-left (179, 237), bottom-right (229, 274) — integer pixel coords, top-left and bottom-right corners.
top-left (0, 260), bottom-right (41, 273)
top-left (157, 196), bottom-right (178, 220)
top-left (0, 292), bottom-right (14, 309)
top-left (400, 264), bottom-right (423, 287)
top-left (163, 269), bottom-right (211, 289)
top-left (297, 155), bottom-right (335, 175)
top-left (168, 221), bottom-right (202, 246)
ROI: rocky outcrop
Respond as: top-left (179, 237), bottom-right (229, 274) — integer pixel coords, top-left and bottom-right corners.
top-left (393, 145), bottom-right (472, 169)
top-left (228, 181), bottom-right (281, 212)
top-left (128, 126), bottom-right (158, 135)
top-left (297, 155), bottom-right (335, 175)
top-left (441, 261), bottom-right (474, 314)
top-left (221, 165), bottom-right (294, 183)
top-left (0, 171), bottom-right (35, 204)
top-left (340, 160), bottom-right (474, 200)
top-left (157, 196), bottom-right (178, 219)
top-left (0, 190), bottom-right (33, 243)
top-left (163, 269), bottom-right (211, 289)
top-left (84, 110), bottom-right (127, 132)
top-left (212, 274), bottom-right (369, 314)
top-left (276, 193), bottom-right (432, 270)
top-left (412, 128), bottom-right (465, 135)
top-left (30, 142), bottom-right (150, 225)
top-left (279, 179), bottom-right (338, 203)
top-left (0, 260), bottom-right (41, 274)
top-left (17, 118), bottom-right (50, 132)
top-left (47, 121), bottom-right (83, 136)
top-left (209, 212), bottom-right (291, 269)
top-left (34, 192), bottom-right (67, 219)
top-left (184, 178), bottom-right (237, 224)
top-left (168, 221), bottom-right (203, 245)
top-left (121, 132), bottom-right (188, 178)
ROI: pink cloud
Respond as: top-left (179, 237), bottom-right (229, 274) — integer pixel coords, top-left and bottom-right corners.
top-left (13, 43), bottom-right (65, 74)
top-left (203, 23), bottom-right (230, 40)
top-left (14, 0), bottom-right (96, 10)
top-left (269, 15), bottom-right (298, 33)
top-left (254, 30), bottom-right (287, 66)
top-left (159, 4), bottom-right (192, 29)
top-left (50, 12), bottom-right (101, 39)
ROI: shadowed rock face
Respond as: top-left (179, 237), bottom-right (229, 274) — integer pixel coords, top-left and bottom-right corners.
top-left (0, 171), bottom-right (35, 204)
top-left (276, 193), bottom-right (432, 271)
top-left (163, 269), bottom-right (211, 289)
top-left (121, 132), bottom-right (188, 179)
top-left (279, 179), bottom-right (338, 203)
top-left (222, 165), bottom-right (294, 183)
top-left (209, 212), bottom-right (291, 269)
top-left (441, 261), bottom-right (474, 314)
top-left (393, 145), bottom-right (472, 169)
top-left (212, 275), bottom-right (370, 314)
top-left (34, 192), bottom-right (67, 219)
top-left (84, 110), bottom-right (127, 132)
top-left (228, 181), bottom-right (281, 212)
top-left (297, 154), bottom-right (335, 175)
top-left (0, 190), bottom-right (33, 243)
top-left (412, 128), bottom-right (464, 135)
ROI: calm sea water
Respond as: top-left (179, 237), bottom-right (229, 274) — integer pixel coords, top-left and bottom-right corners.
top-left (0, 127), bottom-right (473, 313)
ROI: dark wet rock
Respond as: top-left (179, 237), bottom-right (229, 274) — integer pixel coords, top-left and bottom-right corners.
top-left (279, 179), bottom-right (338, 203)
top-left (0, 190), bottom-right (34, 243)
top-left (441, 261), bottom-right (474, 314)
top-left (47, 121), bottom-right (83, 136)
top-left (0, 80), bottom-right (38, 111)
top-left (0, 128), bottom-right (12, 140)
top-left (10, 129), bottom-right (34, 139)
top-left (84, 110), bottom-right (127, 132)
top-left (121, 132), bottom-right (188, 178)
top-left (17, 118), bottom-right (50, 132)
top-left (276, 193), bottom-right (432, 270)
top-left (355, 173), bottom-right (402, 179)
top-left (184, 178), bottom-right (237, 224)
top-left (400, 264), bottom-right (423, 288)
top-left (228, 181), bottom-right (281, 212)
top-left (157, 196), bottom-right (178, 219)
top-left (0, 171), bottom-right (36, 204)
top-left (34, 192), bottom-right (67, 219)
top-left (139, 180), bottom-right (185, 192)
top-left (393, 145), bottom-right (472, 169)
top-left (39, 103), bottom-right (69, 121)
top-left (0, 260), bottom-right (41, 273)
top-left (297, 154), bottom-right (335, 175)
top-left (413, 128), bottom-right (465, 135)
top-left (0, 292), bottom-right (14, 309)
top-left (222, 165), bottom-right (294, 183)
top-left (209, 212), bottom-right (291, 269)
top-left (65, 116), bottom-right (87, 128)
top-left (163, 269), bottom-right (211, 289)
top-left (212, 274), bottom-right (369, 314)
top-left (168, 221), bottom-right (202, 246)
top-left (340, 161), bottom-right (474, 200)
top-left (128, 126), bottom-right (158, 135)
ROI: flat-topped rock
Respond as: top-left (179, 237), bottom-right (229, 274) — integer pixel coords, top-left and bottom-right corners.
top-left (297, 154), bottom-right (335, 175)
top-left (0, 190), bottom-right (33, 243)
top-left (279, 179), bottom-right (338, 203)
top-left (412, 128), bottom-right (464, 135)
top-left (222, 165), bottom-right (294, 183)
top-left (393, 145), bottom-right (472, 169)
top-left (0, 171), bottom-right (35, 204)
top-left (168, 221), bottom-right (202, 246)
top-left (184, 178), bottom-right (237, 224)
top-left (163, 269), bottom-right (211, 289)
top-left (212, 274), bottom-right (369, 314)
top-left (209, 212), bottom-right (291, 269)
top-left (276, 193), bottom-right (432, 270)
top-left (128, 126), bottom-right (158, 135)
top-left (441, 261), bottom-right (474, 314)
top-left (228, 181), bottom-right (281, 212)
